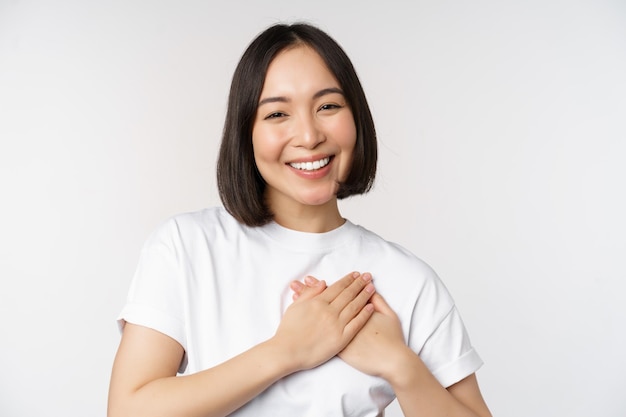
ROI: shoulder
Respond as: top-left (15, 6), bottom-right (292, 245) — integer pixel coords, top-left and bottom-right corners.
top-left (173, 206), bottom-right (239, 230)
top-left (144, 207), bottom-right (245, 250)
top-left (349, 222), bottom-right (453, 309)
top-left (351, 222), bottom-right (437, 278)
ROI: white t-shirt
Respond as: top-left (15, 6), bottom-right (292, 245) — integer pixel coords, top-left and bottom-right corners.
top-left (119, 207), bottom-right (482, 416)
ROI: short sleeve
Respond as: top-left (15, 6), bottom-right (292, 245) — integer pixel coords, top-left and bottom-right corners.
top-left (405, 267), bottom-right (483, 388)
top-left (117, 219), bottom-right (187, 353)
top-left (418, 306), bottom-right (483, 387)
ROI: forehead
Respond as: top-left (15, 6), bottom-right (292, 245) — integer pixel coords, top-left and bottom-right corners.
top-left (261, 45), bottom-right (340, 95)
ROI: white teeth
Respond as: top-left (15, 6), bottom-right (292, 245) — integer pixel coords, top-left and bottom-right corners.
top-left (289, 157), bottom-right (330, 171)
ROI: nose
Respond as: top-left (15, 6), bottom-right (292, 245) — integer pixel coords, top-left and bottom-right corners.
top-left (292, 114), bottom-right (326, 149)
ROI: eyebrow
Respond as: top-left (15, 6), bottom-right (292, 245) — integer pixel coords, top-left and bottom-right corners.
top-left (258, 87), bottom-right (345, 107)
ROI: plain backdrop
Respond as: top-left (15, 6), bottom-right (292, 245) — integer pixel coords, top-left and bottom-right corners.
top-left (1, 1), bottom-right (625, 416)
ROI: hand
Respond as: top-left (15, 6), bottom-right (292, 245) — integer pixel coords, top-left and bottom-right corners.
top-left (273, 271), bottom-right (376, 372)
top-left (291, 275), bottom-right (408, 380)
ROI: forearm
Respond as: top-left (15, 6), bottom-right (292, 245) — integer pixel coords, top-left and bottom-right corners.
top-left (109, 273), bottom-right (375, 417)
top-left (387, 347), bottom-right (489, 417)
top-left (109, 339), bottom-right (296, 417)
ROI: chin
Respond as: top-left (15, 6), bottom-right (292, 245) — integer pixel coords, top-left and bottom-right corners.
top-left (297, 190), bottom-right (338, 207)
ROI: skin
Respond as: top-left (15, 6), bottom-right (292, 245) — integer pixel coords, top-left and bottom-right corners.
top-left (108, 46), bottom-right (372, 417)
top-left (252, 44), bottom-right (356, 233)
top-left (254, 45), bottom-right (492, 415)
top-left (108, 44), bottom-right (492, 417)
top-left (108, 272), bottom-right (376, 417)
top-left (292, 276), bottom-right (493, 417)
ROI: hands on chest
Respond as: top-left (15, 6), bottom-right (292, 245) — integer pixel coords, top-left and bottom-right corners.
top-left (282, 271), bottom-right (409, 381)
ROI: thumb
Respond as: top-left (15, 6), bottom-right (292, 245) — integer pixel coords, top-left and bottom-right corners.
top-left (370, 292), bottom-right (396, 316)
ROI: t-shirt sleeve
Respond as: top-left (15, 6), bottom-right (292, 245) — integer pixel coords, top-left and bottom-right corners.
top-left (406, 267), bottom-right (483, 388)
top-left (418, 306), bottom-right (483, 387)
top-left (117, 219), bottom-right (187, 354)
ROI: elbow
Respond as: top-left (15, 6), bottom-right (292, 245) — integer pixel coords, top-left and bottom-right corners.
top-left (107, 400), bottom-right (129, 417)
top-left (107, 393), bottom-right (142, 417)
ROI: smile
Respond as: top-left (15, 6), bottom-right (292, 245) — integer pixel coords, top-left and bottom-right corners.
top-left (288, 157), bottom-right (331, 171)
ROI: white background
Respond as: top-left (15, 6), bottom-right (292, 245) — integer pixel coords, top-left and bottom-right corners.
top-left (1, 1), bottom-right (625, 416)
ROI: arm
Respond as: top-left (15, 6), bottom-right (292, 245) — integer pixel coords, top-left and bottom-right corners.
top-left (384, 343), bottom-right (491, 417)
top-left (108, 323), bottom-right (292, 417)
top-left (291, 276), bottom-right (492, 417)
top-left (108, 272), bottom-right (376, 417)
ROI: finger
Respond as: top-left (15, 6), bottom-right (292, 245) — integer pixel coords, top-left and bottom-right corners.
top-left (304, 276), bottom-right (320, 287)
top-left (292, 276), bottom-right (321, 300)
top-left (343, 302), bottom-right (375, 339)
top-left (329, 272), bottom-right (373, 310)
top-left (290, 280), bottom-right (305, 294)
top-left (291, 277), bottom-right (326, 302)
top-left (290, 276), bottom-right (324, 300)
top-left (290, 281), bottom-right (304, 301)
top-left (370, 292), bottom-right (397, 317)
top-left (318, 271), bottom-right (361, 303)
top-left (339, 279), bottom-right (376, 323)
top-left (289, 278), bottom-right (322, 300)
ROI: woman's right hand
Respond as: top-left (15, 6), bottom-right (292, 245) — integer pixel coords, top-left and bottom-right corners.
top-left (271, 271), bottom-right (376, 372)
top-left (109, 272), bottom-right (375, 417)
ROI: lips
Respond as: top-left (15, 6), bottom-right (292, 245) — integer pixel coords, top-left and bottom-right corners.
top-left (288, 156), bottom-right (331, 171)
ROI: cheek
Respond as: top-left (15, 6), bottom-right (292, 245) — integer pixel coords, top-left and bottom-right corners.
top-left (251, 127), bottom-right (277, 162)
top-left (334, 117), bottom-right (357, 153)
top-left (338, 119), bottom-right (357, 179)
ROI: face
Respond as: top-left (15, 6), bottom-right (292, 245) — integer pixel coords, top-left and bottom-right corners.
top-left (252, 45), bottom-right (357, 216)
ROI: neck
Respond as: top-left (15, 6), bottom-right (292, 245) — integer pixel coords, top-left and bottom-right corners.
top-left (268, 197), bottom-right (345, 233)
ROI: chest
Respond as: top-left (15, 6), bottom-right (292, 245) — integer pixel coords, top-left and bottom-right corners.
top-left (177, 244), bottom-right (397, 415)
top-left (181, 245), bottom-right (365, 363)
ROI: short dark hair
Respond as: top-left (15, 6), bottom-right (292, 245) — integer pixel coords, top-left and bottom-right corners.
top-left (217, 22), bottom-right (377, 226)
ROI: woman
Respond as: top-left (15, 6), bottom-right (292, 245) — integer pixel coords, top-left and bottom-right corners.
top-left (108, 23), bottom-right (492, 417)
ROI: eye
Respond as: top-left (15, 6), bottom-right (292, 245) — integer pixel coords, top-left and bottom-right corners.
top-left (264, 111), bottom-right (287, 120)
top-left (319, 103), bottom-right (342, 111)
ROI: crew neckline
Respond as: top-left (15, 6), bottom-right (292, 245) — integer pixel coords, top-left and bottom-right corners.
top-left (258, 218), bottom-right (358, 252)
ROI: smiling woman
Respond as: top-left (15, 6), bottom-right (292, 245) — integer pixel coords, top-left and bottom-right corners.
top-left (252, 46), bottom-right (357, 231)
top-left (216, 24), bottom-right (377, 229)
top-left (108, 23), bottom-right (492, 417)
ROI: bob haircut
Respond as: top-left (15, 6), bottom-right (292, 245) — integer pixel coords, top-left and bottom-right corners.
top-left (217, 22), bottom-right (377, 226)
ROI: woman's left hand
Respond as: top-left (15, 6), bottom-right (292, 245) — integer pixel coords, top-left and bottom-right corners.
top-left (290, 274), bottom-right (408, 379)
top-left (292, 275), bottom-right (493, 417)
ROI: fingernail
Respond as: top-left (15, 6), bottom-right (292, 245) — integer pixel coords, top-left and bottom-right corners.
top-left (365, 284), bottom-right (375, 294)
top-left (352, 271), bottom-right (360, 278)
top-left (304, 276), bottom-right (316, 285)
top-left (361, 273), bottom-right (372, 282)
